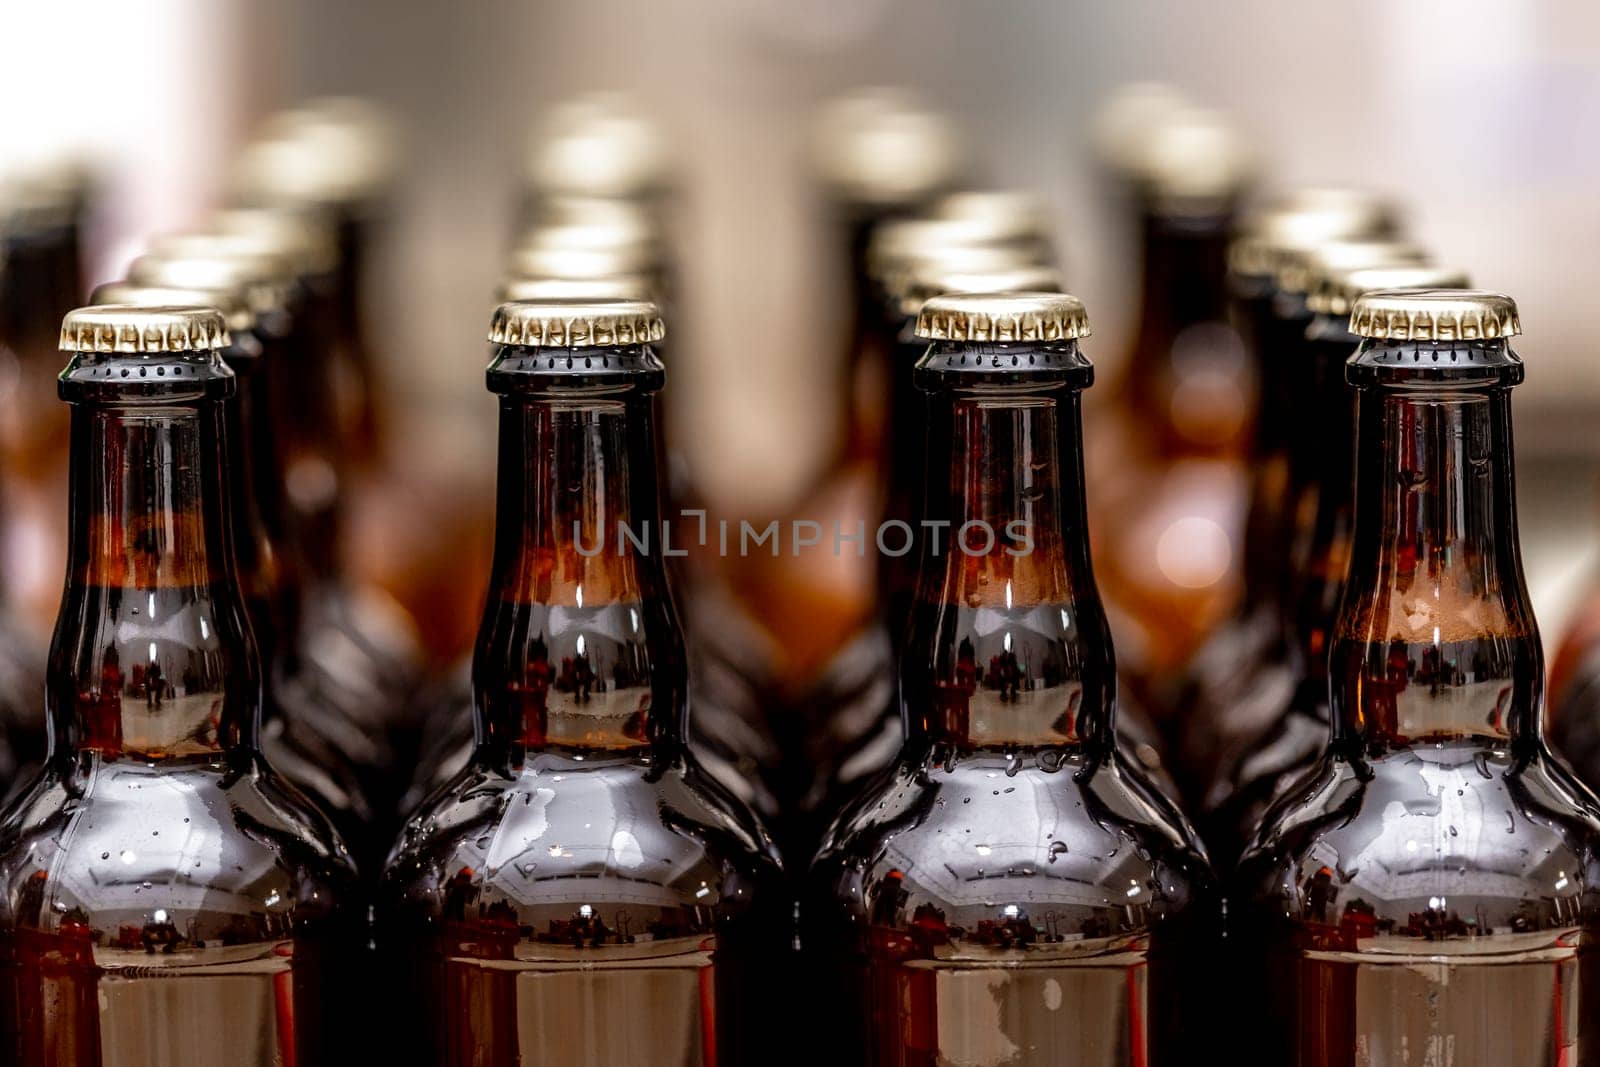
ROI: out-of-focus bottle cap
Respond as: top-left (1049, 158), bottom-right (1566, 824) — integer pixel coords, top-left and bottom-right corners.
top-left (496, 274), bottom-right (657, 304)
top-left (868, 216), bottom-right (1049, 284)
top-left (1092, 82), bottom-right (1192, 173)
top-left (1125, 105), bottom-right (1252, 213)
top-left (489, 299), bottom-right (665, 348)
top-left (1229, 190), bottom-right (1401, 278)
top-left (505, 241), bottom-right (656, 283)
top-left (1350, 289), bottom-right (1520, 341)
top-left (1276, 238), bottom-right (1428, 296)
top-left (147, 234), bottom-right (296, 284)
top-left (811, 88), bottom-right (965, 210)
top-left (60, 305), bottom-right (229, 353)
top-left (1307, 265), bottom-right (1469, 318)
top-left (895, 264), bottom-right (1065, 320)
top-left (127, 253), bottom-right (293, 317)
top-left (524, 93), bottom-right (673, 200)
top-left (91, 281), bottom-right (257, 334)
top-left (233, 97), bottom-right (399, 210)
top-left (212, 207), bottom-right (338, 277)
top-left (933, 191), bottom-right (1051, 236)
top-left (915, 291), bottom-right (1090, 343)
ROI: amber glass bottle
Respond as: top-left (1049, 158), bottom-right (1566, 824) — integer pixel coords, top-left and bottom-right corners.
top-left (0, 305), bottom-right (357, 1065)
top-left (380, 301), bottom-right (781, 1066)
top-left (1086, 107), bottom-right (1254, 717)
top-left (806, 293), bottom-right (1215, 1066)
top-left (1194, 264), bottom-right (1464, 865)
top-left (1174, 191), bottom-right (1397, 785)
top-left (1233, 289), bottom-right (1600, 1065)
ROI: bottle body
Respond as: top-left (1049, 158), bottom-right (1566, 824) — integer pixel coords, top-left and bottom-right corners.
top-left (380, 329), bottom-right (781, 1065)
top-left (1233, 326), bottom-right (1600, 1064)
top-left (0, 317), bottom-right (357, 1063)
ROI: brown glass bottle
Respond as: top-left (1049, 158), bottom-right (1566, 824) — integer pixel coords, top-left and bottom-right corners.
top-left (1232, 289), bottom-right (1600, 1065)
top-left (1195, 265), bottom-right (1463, 866)
top-left (0, 305), bottom-right (358, 1065)
top-left (1085, 108), bottom-right (1253, 717)
top-left (805, 294), bottom-right (1215, 1066)
top-left (1174, 193), bottom-right (1398, 785)
top-left (380, 301), bottom-right (782, 1066)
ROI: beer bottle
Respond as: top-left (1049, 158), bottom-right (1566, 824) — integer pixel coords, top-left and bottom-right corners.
top-left (1233, 289), bottom-right (1600, 1064)
top-left (0, 305), bottom-right (357, 1063)
top-left (805, 293), bottom-right (1215, 1065)
top-left (1194, 262), bottom-right (1464, 865)
top-left (1177, 190), bottom-right (1398, 772)
top-left (87, 279), bottom-right (379, 867)
top-left (1086, 104), bottom-right (1255, 716)
top-left (380, 300), bottom-right (781, 1065)
top-left (519, 92), bottom-right (675, 229)
top-left (127, 245), bottom-right (404, 843)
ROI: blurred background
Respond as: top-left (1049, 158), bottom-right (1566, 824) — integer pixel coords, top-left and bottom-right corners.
top-left (2, 0), bottom-right (1599, 656)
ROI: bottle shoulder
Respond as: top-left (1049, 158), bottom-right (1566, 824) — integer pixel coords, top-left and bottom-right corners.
top-left (0, 754), bottom-right (355, 940)
top-left (810, 751), bottom-right (1215, 941)
top-left (1236, 744), bottom-right (1600, 943)
top-left (382, 753), bottom-right (780, 927)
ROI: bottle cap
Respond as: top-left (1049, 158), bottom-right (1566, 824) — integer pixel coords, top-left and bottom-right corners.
top-left (91, 281), bottom-right (257, 334)
top-left (932, 190), bottom-right (1051, 236)
top-left (232, 97), bottom-right (398, 209)
top-left (1350, 289), bottom-right (1521, 341)
top-left (914, 291), bottom-right (1090, 343)
top-left (1276, 238), bottom-right (1428, 296)
top-left (1124, 105), bottom-right (1252, 213)
top-left (506, 241), bottom-right (656, 283)
top-left (868, 217), bottom-right (1049, 286)
top-left (59, 305), bottom-right (229, 353)
top-left (497, 275), bottom-right (657, 304)
top-left (524, 93), bottom-right (672, 199)
top-left (212, 207), bottom-right (338, 277)
top-left (895, 265), bottom-right (1065, 320)
top-left (146, 234), bottom-right (296, 284)
top-left (811, 88), bottom-right (965, 209)
top-left (1307, 265), bottom-right (1469, 318)
top-left (489, 300), bottom-right (665, 348)
top-left (1092, 82), bottom-right (1192, 173)
top-left (127, 253), bottom-right (293, 317)
top-left (1229, 191), bottom-right (1400, 278)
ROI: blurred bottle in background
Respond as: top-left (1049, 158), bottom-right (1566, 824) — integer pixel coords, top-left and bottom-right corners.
top-left (1084, 89), bottom-right (1256, 722)
top-left (1173, 187), bottom-right (1401, 794)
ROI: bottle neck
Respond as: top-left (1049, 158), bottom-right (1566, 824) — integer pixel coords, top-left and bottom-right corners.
top-left (1282, 315), bottom-right (1359, 676)
top-left (51, 396), bottom-right (258, 760)
top-left (878, 314), bottom-right (925, 628)
top-left (1332, 341), bottom-right (1539, 748)
top-left (904, 344), bottom-right (1115, 752)
top-left (473, 363), bottom-right (685, 759)
top-left (268, 291), bottom-right (347, 582)
top-left (1126, 209), bottom-right (1232, 377)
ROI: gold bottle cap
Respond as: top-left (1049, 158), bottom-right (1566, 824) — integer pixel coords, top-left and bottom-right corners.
top-left (235, 97), bottom-right (399, 209)
top-left (1307, 265), bottom-right (1469, 318)
top-left (515, 221), bottom-right (662, 262)
top-left (1092, 82), bottom-right (1192, 173)
top-left (932, 190), bottom-right (1051, 235)
top-left (532, 195), bottom-right (662, 234)
top-left (1276, 238), bottom-right (1428, 296)
top-left (91, 281), bottom-right (256, 334)
top-left (811, 88), bottom-right (965, 209)
top-left (505, 241), bottom-right (657, 283)
top-left (212, 207), bottom-right (338, 277)
top-left (489, 300), bottom-right (665, 348)
top-left (59, 305), bottom-right (230, 353)
top-left (146, 234), bottom-right (296, 284)
top-left (896, 265), bottom-right (1065, 320)
top-left (127, 253), bottom-right (293, 317)
top-left (524, 93), bottom-right (673, 199)
top-left (1229, 191), bottom-right (1400, 278)
top-left (1125, 105), bottom-right (1252, 212)
top-left (497, 275), bottom-right (657, 304)
top-left (1350, 289), bottom-right (1520, 341)
top-left (914, 292), bottom-right (1090, 343)
top-left (868, 216), bottom-right (1049, 283)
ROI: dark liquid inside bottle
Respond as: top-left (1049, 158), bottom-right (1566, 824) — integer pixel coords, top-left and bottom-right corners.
top-left (1232, 333), bottom-right (1600, 1065)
